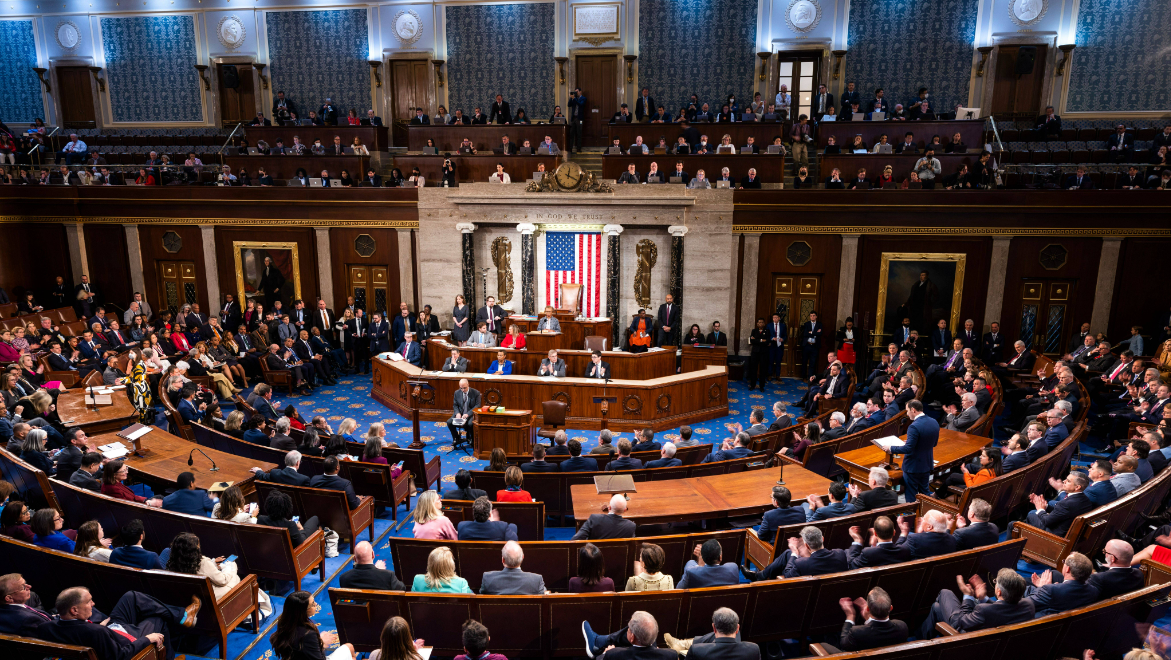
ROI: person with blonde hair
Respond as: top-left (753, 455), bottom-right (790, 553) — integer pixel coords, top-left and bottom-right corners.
top-left (412, 490), bottom-right (457, 540)
top-left (369, 616), bottom-right (428, 660)
top-left (412, 546), bottom-right (472, 593)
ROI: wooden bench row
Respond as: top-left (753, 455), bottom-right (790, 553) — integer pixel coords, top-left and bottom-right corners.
top-left (327, 538), bottom-right (1026, 656)
top-left (386, 529), bottom-right (747, 593)
top-left (744, 500), bottom-right (920, 571)
top-left (2, 633), bottom-right (160, 660)
top-left (462, 442), bottom-right (715, 470)
top-left (440, 499), bottom-right (547, 542)
top-left (0, 535), bottom-right (260, 660)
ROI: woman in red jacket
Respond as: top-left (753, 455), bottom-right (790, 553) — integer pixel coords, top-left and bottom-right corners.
top-left (496, 466), bottom-right (533, 502)
top-left (500, 324), bottom-right (526, 349)
top-left (101, 460), bottom-right (162, 507)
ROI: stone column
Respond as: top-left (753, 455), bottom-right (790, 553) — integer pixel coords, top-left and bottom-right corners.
top-left (604, 224), bottom-right (624, 347)
top-left (315, 227), bottom-right (334, 305)
top-left (835, 234), bottom-right (860, 324)
top-left (200, 226), bottom-right (220, 309)
top-left (517, 223), bottom-right (537, 315)
top-left (396, 229), bottom-right (415, 309)
top-left (1090, 237), bottom-right (1123, 334)
top-left (983, 237), bottom-right (1013, 330)
top-left (64, 223), bottom-right (89, 284)
top-left (457, 222), bottom-right (477, 307)
top-left (668, 225), bottom-right (688, 347)
top-left (122, 224), bottom-right (147, 297)
top-left (738, 233), bottom-right (761, 354)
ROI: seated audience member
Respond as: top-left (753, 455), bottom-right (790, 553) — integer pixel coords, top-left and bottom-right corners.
top-left (631, 427), bottom-right (660, 452)
top-left (935, 446), bottom-right (1000, 498)
top-left (308, 456), bottom-right (361, 510)
top-left (618, 163), bottom-right (641, 184)
top-left (822, 587), bottom-right (908, 653)
top-left (457, 496), bottom-right (519, 542)
top-left (1023, 552), bottom-right (1098, 617)
top-left (847, 467), bottom-right (898, 511)
top-left (250, 449), bottom-right (311, 486)
top-left (560, 439), bottom-right (600, 471)
top-left (1018, 470), bottom-right (1095, 536)
top-left (1066, 165), bottom-right (1095, 189)
top-left (1092, 540), bottom-right (1144, 598)
top-left (679, 539), bottom-right (740, 588)
top-left (109, 519), bottom-right (163, 569)
top-left (30, 507), bottom-right (75, 552)
top-left (591, 429), bottom-right (618, 455)
top-left (441, 468), bottom-right (487, 501)
top-left (625, 542), bottom-right (675, 591)
top-left (454, 619), bottom-right (507, 660)
top-left (748, 525), bottom-right (848, 582)
top-left (547, 429), bottom-right (571, 455)
top-left (756, 485), bottom-right (806, 543)
top-left (521, 443), bottom-right (555, 472)
top-left (257, 489), bottom-right (319, 545)
top-left (569, 543), bottom-right (615, 593)
top-left (846, 515), bottom-right (912, 568)
top-left (35, 586), bottom-right (201, 659)
top-left (606, 439), bottom-right (644, 470)
top-left (480, 540), bottom-right (547, 594)
top-left (897, 510), bottom-right (958, 558)
top-left (918, 568), bottom-right (1033, 638)
top-left (340, 540), bottom-right (405, 590)
top-left (496, 465), bottom-right (533, 502)
top-left (412, 546), bottom-right (473, 593)
top-left (101, 460), bottom-right (163, 507)
top-left (952, 498), bottom-right (1001, 550)
top-left (0, 501), bottom-right (35, 543)
top-left (740, 167), bottom-right (762, 189)
top-left (161, 471), bottom-right (217, 517)
top-left (269, 590), bottom-right (355, 660)
top-left (573, 493), bottom-right (637, 540)
top-left (701, 431), bottom-right (752, 463)
top-left (69, 452), bottom-right (104, 492)
top-left (824, 167), bottom-right (845, 189)
top-left (646, 442), bottom-right (681, 468)
top-left (806, 481), bottom-right (856, 521)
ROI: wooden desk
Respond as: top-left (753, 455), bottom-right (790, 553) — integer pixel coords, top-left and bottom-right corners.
top-left (506, 316), bottom-right (613, 350)
top-left (424, 338), bottom-right (675, 380)
top-left (607, 122), bottom-right (791, 149)
top-left (392, 155), bottom-right (562, 186)
top-left (373, 358), bottom-right (727, 433)
top-left (816, 119), bottom-right (984, 148)
top-left (819, 154), bottom-right (975, 182)
top-left (57, 389), bottom-right (137, 435)
top-left (86, 426), bottom-right (273, 494)
top-left (245, 125), bottom-right (390, 152)
top-left (472, 409), bottom-right (534, 459)
top-left (682, 344), bottom-right (728, 373)
top-left (834, 429), bottom-right (991, 490)
top-left (407, 124), bottom-right (567, 152)
top-left (601, 154), bottom-right (786, 184)
top-left (570, 466), bottom-right (831, 525)
top-left (522, 332), bottom-right (560, 354)
top-left (224, 155), bottom-right (369, 181)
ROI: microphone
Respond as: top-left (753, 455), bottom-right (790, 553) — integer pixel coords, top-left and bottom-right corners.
top-left (187, 447), bottom-right (220, 472)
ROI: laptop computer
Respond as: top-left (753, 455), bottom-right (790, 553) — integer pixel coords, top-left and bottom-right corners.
top-left (646, 175), bottom-right (660, 183)
top-left (853, 148), bottom-right (869, 154)
top-left (763, 113), bottom-right (778, 122)
top-left (288, 178), bottom-right (304, 187)
top-left (552, 117), bottom-right (567, 124)
top-left (247, 147), bottom-right (259, 155)
top-left (330, 179), bottom-right (341, 187)
top-left (741, 112), bottom-right (756, 122)
top-left (519, 147), bottom-right (532, 154)
top-left (853, 182), bottom-right (871, 190)
top-left (401, 180), bottom-right (417, 188)
top-left (882, 182), bottom-right (898, 189)
top-left (740, 146), bottom-right (753, 154)
top-left (767, 145), bottom-right (783, 154)
top-left (875, 144), bottom-right (893, 154)
top-left (532, 172), bottom-right (544, 181)
top-left (536, 146), bottom-right (551, 155)
top-left (300, 119), bottom-right (313, 126)
top-left (852, 113), bottom-right (865, 121)
top-left (343, 147), bottom-right (355, 155)
top-left (607, 146), bottom-right (623, 154)
top-left (309, 178), bottom-right (323, 187)
top-left (716, 180), bottom-right (730, 188)
top-left (904, 181), bottom-right (922, 189)
top-left (669, 176), bottom-right (683, 183)
top-left (821, 116), bottom-right (836, 121)
top-left (870, 111), bottom-right (886, 121)
top-left (460, 147), bottom-right (474, 154)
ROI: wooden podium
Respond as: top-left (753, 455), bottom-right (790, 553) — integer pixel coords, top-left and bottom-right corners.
top-left (472, 408), bottom-right (534, 459)
top-left (681, 344), bottom-right (729, 373)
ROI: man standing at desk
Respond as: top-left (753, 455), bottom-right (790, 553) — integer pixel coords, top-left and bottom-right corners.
top-left (889, 400), bottom-right (938, 502)
top-left (585, 351), bottom-right (610, 379)
top-left (477, 296), bottom-right (505, 336)
top-left (447, 378), bottom-right (481, 446)
top-left (657, 294), bottom-right (680, 347)
top-left (536, 306), bottom-right (561, 332)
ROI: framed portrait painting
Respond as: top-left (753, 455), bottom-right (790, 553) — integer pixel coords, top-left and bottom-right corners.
top-left (875, 252), bottom-right (966, 341)
top-left (233, 241), bottom-right (301, 309)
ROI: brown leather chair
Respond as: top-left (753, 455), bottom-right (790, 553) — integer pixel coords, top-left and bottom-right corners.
top-left (558, 283), bottom-right (583, 314)
top-left (536, 400), bottom-right (567, 442)
top-left (583, 335), bottom-right (608, 352)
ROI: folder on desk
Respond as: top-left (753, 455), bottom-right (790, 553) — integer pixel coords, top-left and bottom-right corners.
top-left (871, 436), bottom-right (903, 451)
top-left (595, 474), bottom-right (637, 495)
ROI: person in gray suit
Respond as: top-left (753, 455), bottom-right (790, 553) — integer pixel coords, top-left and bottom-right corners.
top-left (538, 349), bottom-right (567, 377)
top-left (480, 541), bottom-right (548, 594)
top-left (442, 348), bottom-right (469, 373)
top-left (536, 307), bottom-right (562, 332)
top-left (942, 392), bottom-right (980, 432)
top-left (572, 494), bottom-right (637, 540)
top-left (447, 378), bottom-right (481, 445)
top-left (678, 539), bottom-right (740, 589)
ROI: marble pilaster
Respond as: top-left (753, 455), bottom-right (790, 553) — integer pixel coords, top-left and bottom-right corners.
top-left (64, 223), bottom-right (89, 284)
top-left (983, 237), bottom-right (1013, 330)
top-left (835, 234), bottom-right (859, 324)
top-left (457, 222), bottom-right (477, 308)
top-left (122, 224), bottom-right (147, 298)
top-left (604, 224), bottom-right (624, 348)
top-left (396, 228), bottom-right (415, 309)
top-left (1090, 238), bottom-right (1122, 334)
top-left (738, 233), bottom-right (762, 354)
top-left (315, 227), bottom-right (334, 306)
top-left (199, 225), bottom-right (220, 309)
top-left (517, 223), bottom-right (537, 314)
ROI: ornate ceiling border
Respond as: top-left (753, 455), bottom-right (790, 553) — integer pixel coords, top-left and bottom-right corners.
top-left (0, 216), bottom-right (419, 228)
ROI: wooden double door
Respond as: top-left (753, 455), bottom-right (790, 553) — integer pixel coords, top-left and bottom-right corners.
top-left (575, 55), bottom-right (617, 147)
top-left (217, 63), bottom-right (257, 127)
top-left (1018, 279), bottom-right (1074, 357)
top-left (388, 59), bottom-right (433, 147)
top-left (348, 264), bottom-right (390, 315)
top-left (158, 261), bottom-right (199, 316)
top-left (772, 274), bottom-right (822, 376)
top-left (991, 45), bottom-right (1048, 119)
top-left (56, 66), bottom-right (97, 129)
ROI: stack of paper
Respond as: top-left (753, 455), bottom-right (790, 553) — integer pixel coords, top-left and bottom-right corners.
top-left (98, 442), bottom-right (129, 459)
top-left (124, 426), bottom-right (152, 441)
top-left (871, 436), bottom-right (903, 451)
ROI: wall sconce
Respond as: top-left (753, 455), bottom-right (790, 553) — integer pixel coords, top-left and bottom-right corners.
top-left (831, 50), bottom-right (846, 80)
top-left (193, 64), bottom-right (210, 91)
top-left (623, 55), bottom-right (637, 84)
top-left (432, 59), bottom-right (445, 87)
top-left (1055, 44), bottom-right (1076, 76)
top-left (368, 60), bottom-right (382, 88)
top-left (554, 57), bottom-right (568, 86)
top-left (254, 62), bottom-right (268, 89)
top-left (87, 66), bottom-right (106, 93)
top-left (757, 52), bottom-right (771, 81)
top-left (975, 46), bottom-right (994, 77)
top-left (32, 67), bottom-right (51, 93)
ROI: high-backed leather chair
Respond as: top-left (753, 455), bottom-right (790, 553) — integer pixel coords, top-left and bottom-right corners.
top-left (537, 400), bottom-right (567, 442)
top-left (583, 336), bottom-right (608, 352)
top-left (558, 283), bottom-right (583, 314)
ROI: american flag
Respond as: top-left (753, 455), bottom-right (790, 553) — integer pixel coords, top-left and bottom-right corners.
top-left (545, 232), bottom-right (602, 316)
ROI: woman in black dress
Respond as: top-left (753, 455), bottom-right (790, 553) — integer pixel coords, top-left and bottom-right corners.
top-left (451, 294), bottom-right (471, 345)
top-left (269, 590), bottom-right (354, 660)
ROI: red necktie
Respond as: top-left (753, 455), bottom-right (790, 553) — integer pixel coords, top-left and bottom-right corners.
top-left (402, 343), bottom-right (408, 357)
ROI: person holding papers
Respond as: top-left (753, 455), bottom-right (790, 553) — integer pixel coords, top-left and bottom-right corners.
top-left (886, 400), bottom-right (938, 502)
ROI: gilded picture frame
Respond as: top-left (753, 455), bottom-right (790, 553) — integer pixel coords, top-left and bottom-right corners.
top-left (233, 241), bottom-right (302, 307)
top-left (875, 252), bottom-right (966, 343)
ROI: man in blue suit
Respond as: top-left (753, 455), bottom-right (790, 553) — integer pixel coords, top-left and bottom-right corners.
top-left (930, 319), bottom-right (952, 365)
top-left (799, 311), bottom-right (823, 379)
top-left (161, 471), bottom-right (217, 517)
top-left (368, 312), bottom-right (390, 355)
top-left (896, 510), bottom-right (958, 558)
top-left (1024, 552), bottom-right (1099, 617)
top-left (558, 440), bottom-right (599, 472)
top-left (631, 427), bottom-right (661, 452)
top-left (767, 313), bottom-right (787, 380)
top-left (77, 330), bottom-right (106, 363)
top-left (678, 540), bottom-right (740, 589)
top-left (396, 332), bottom-right (423, 367)
top-left (881, 389), bottom-right (900, 420)
top-left (889, 400), bottom-right (937, 501)
top-left (645, 443), bottom-right (682, 469)
top-left (457, 497), bottom-right (519, 541)
top-left (1021, 471), bottom-right (1095, 536)
top-left (177, 384), bottom-right (206, 425)
top-left (1002, 433), bottom-right (1032, 472)
top-left (390, 303), bottom-right (415, 349)
top-left (701, 432), bottom-right (752, 463)
top-left (755, 485), bottom-right (806, 544)
top-left (953, 498), bottom-right (1001, 550)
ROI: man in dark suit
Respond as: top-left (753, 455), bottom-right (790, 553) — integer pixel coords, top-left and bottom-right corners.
top-left (311, 299), bottom-right (335, 343)
top-left (547, 431), bottom-right (572, 456)
top-left (1024, 552), bottom-right (1099, 617)
top-left (634, 88), bottom-right (655, 122)
top-left (390, 303), bottom-right (415, 349)
top-left (441, 469), bottom-right (487, 501)
top-left (319, 98), bottom-right (338, 125)
top-left (489, 95), bottom-right (512, 124)
top-left (754, 486), bottom-right (806, 544)
top-left (847, 467), bottom-right (899, 511)
top-left (0, 574), bottom-right (106, 637)
top-left (1034, 106), bottom-right (1061, 138)
top-left (249, 450), bottom-right (310, 486)
top-left (919, 568), bottom-right (1034, 638)
top-left (672, 608), bottom-right (760, 660)
top-left (272, 91), bottom-right (295, 122)
top-left (656, 294), bottom-right (681, 347)
top-left (1020, 471), bottom-right (1095, 535)
top-left (890, 401), bottom-right (938, 502)
top-left (68, 452), bottom-right (103, 492)
top-left (53, 428), bottom-right (88, 483)
top-left (1118, 165), bottom-right (1146, 189)
top-left (368, 312), bottom-right (390, 355)
top-left (309, 456), bottom-right (361, 510)
top-left (897, 510), bottom-right (958, 558)
top-left (441, 348), bottom-right (469, 373)
top-left (362, 110), bottom-right (382, 126)
top-left (409, 108), bottom-right (430, 125)
top-left (584, 351), bottom-right (611, 379)
top-left (560, 439), bottom-right (600, 472)
top-left (811, 84), bottom-right (834, 121)
top-left (582, 611), bottom-right (678, 660)
top-left (395, 332), bottom-right (423, 367)
top-left (162, 471), bottom-right (217, 517)
top-left (799, 311), bottom-right (823, 379)
top-left (846, 516), bottom-right (912, 569)
top-left (981, 321), bottom-right (1004, 363)
top-left (953, 498), bottom-right (1001, 550)
top-left (631, 427), bottom-right (660, 452)
top-left (476, 296), bottom-right (505, 336)
top-left (339, 541), bottom-right (405, 590)
top-left (480, 541), bottom-right (547, 594)
top-left (457, 497), bottom-right (519, 541)
top-left (1088, 540), bottom-right (1145, 598)
top-left (820, 589), bottom-right (911, 654)
top-left (73, 274), bottom-right (99, 318)
top-left (706, 321), bottom-right (728, 346)
top-left (678, 540), bottom-right (740, 588)
top-left (783, 526), bottom-right (848, 577)
top-left (521, 444), bottom-right (557, 472)
top-left (218, 294), bottom-right (241, 333)
top-left (929, 319), bottom-right (953, 364)
top-left (1066, 166), bottom-right (1096, 189)
top-left (646, 443), bottom-right (682, 468)
top-left (572, 494), bottom-right (637, 540)
top-left (35, 586), bottom-right (200, 660)
top-left (606, 439), bottom-right (645, 471)
top-left (447, 379), bottom-right (481, 447)
top-left (807, 362), bottom-right (848, 415)
top-left (702, 432), bottom-right (753, 464)
top-left (1105, 124), bottom-right (1134, 162)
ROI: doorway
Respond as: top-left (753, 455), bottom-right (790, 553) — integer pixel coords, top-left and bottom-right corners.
top-left (158, 261), bottom-right (199, 316)
top-left (772, 274), bottom-right (822, 376)
top-left (348, 264), bottom-right (390, 316)
top-left (388, 59), bottom-right (433, 147)
top-left (575, 55), bottom-right (617, 147)
top-left (217, 63), bottom-right (256, 127)
top-left (56, 67), bottom-right (97, 129)
top-left (776, 53), bottom-right (820, 120)
top-left (990, 45), bottom-right (1048, 119)
top-left (1018, 279), bottom-right (1074, 356)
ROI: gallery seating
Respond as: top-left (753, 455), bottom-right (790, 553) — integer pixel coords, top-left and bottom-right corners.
top-left (1, 633), bottom-right (161, 660)
top-left (254, 480), bottom-right (375, 546)
top-left (498, 443), bottom-right (714, 469)
top-left (439, 499), bottom-right (547, 541)
top-left (744, 501), bottom-right (919, 571)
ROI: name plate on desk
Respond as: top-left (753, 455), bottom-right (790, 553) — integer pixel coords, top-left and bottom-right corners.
top-left (85, 394), bottom-right (112, 406)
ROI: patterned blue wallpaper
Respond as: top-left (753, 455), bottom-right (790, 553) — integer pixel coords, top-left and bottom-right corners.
top-left (845, 0), bottom-right (978, 115)
top-left (0, 20), bottom-right (45, 124)
top-left (266, 9), bottom-right (371, 118)
top-left (100, 15), bottom-right (203, 123)
top-left (637, 0), bottom-right (757, 113)
top-left (446, 3), bottom-right (555, 120)
top-left (1066, 0), bottom-right (1171, 112)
